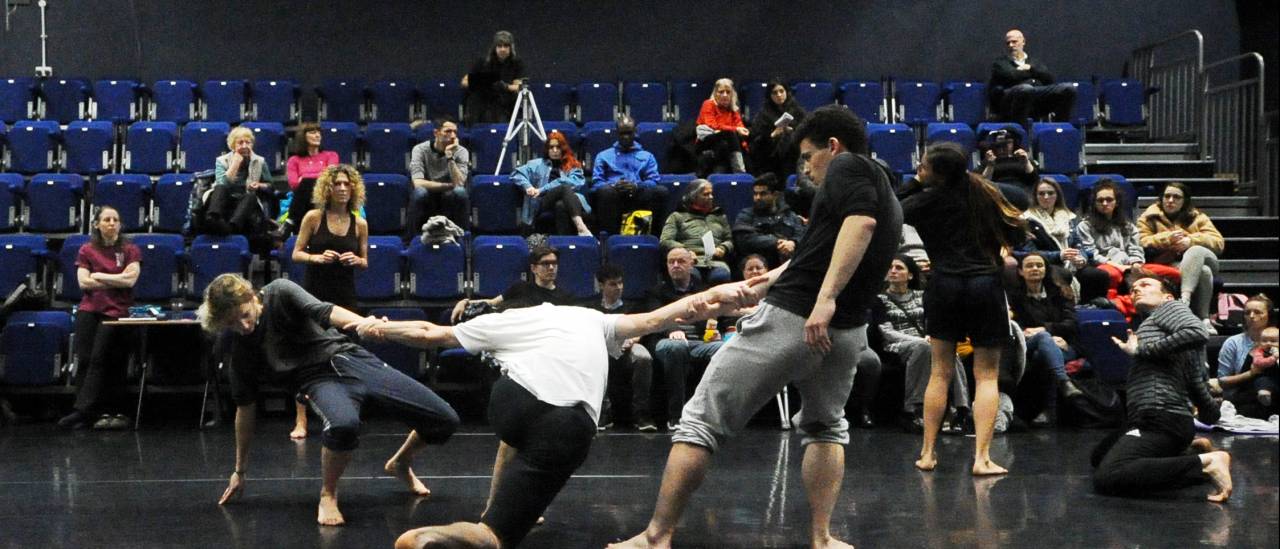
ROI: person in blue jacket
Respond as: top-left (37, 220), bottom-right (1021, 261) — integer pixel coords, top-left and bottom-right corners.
top-left (511, 130), bottom-right (592, 236)
top-left (591, 115), bottom-right (670, 235)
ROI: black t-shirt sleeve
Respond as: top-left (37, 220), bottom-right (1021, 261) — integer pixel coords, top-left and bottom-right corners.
top-left (823, 155), bottom-right (881, 220)
top-left (500, 282), bottom-right (528, 304)
top-left (228, 334), bottom-right (265, 406)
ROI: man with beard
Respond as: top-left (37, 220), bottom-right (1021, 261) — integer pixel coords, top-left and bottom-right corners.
top-left (732, 172), bottom-right (808, 267)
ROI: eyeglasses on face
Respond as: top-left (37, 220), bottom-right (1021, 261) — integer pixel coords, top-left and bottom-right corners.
top-left (1095, 197), bottom-right (1116, 204)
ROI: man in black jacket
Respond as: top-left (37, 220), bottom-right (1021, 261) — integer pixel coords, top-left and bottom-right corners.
top-left (732, 173), bottom-right (808, 267)
top-left (988, 29), bottom-right (1077, 123)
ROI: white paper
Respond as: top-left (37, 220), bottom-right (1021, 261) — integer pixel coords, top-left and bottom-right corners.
top-left (774, 112), bottom-right (794, 128)
top-left (701, 231), bottom-right (716, 264)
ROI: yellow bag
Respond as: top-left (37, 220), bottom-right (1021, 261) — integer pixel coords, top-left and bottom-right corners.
top-left (620, 210), bottom-right (653, 236)
top-left (955, 339), bottom-right (974, 360)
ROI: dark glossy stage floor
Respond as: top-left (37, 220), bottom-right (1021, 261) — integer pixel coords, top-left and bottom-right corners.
top-left (1, 419), bottom-right (1276, 548)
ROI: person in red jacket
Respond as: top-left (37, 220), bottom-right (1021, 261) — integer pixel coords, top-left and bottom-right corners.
top-left (695, 78), bottom-right (749, 177)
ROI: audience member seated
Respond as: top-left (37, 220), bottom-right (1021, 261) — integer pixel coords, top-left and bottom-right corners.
top-left (732, 173), bottom-right (807, 268)
top-left (1137, 182), bottom-right (1224, 327)
top-left (206, 126), bottom-right (283, 253)
top-left (988, 28), bottom-right (1076, 123)
top-left (591, 264), bottom-right (655, 431)
top-left (408, 117), bottom-right (470, 236)
top-left (1074, 179), bottom-right (1144, 312)
top-left (1212, 294), bottom-right (1277, 418)
top-left (450, 246), bottom-right (577, 324)
top-left (1021, 177), bottom-right (1110, 302)
top-left (978, 127), bottom-right (1038, 210)
top-left (284, 122), bottom-right (339, 235)
top-left (56, 206), bottom-right (141, 431)
top-left (462, 30), bottom-right (525, 125)
top-left (660, 179), bottom-right (733, 284)
top-left (591, 115), bottom-right (668, 235)
top-left (645, 247), bottom-right (723, 430)
top-left (873, 255), bottom-right (970, 433)
top-left (1008, 252), bottom-right (1081, 424)
top-left (512, 130), bottom-right (592, 236)
top-left (749, 78), bottom-right (806, 178)
top-left (694, 78), bottom-right (749, 177)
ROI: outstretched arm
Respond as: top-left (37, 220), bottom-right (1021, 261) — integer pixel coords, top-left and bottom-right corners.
top-left (614, 277), bottom-right (767, 340)
top-left (348, 319), bottom-right (460, 349)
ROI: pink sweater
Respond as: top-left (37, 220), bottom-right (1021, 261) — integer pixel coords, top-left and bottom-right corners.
top-left (286, 151), bottom-right (339, 190)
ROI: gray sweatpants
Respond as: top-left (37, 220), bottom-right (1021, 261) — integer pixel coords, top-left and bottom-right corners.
top-left (674, 302), bottom-right (866, 452)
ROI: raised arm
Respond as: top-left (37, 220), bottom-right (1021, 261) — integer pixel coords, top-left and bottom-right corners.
top-left (614, 277), bottom-right (766, 340)
top-left (351, 319), bottom-right (460, 349)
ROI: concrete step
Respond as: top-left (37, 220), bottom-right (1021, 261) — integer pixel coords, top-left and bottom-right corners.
top-left (1086, 159), bottom-right (1216, 179)
top-left (1085, 142), bottom-right (1199, 161)
top-left (1222, 281), bottom-right (1279, 305)
top-left (1214, 217), bottom-right (1279, 238)
top-left (1221, 237), bottom-right (1278, 260)
top-left (1137, 196), bottom-right (1259, 216)
top-left (1219, 260), bottom-right (1280, 284)
top-left (1127, 177), bottom-right (1236, 197)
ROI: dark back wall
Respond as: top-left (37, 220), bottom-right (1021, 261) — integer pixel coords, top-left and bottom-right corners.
top-left (0, 1), bottom-right (1243, 95)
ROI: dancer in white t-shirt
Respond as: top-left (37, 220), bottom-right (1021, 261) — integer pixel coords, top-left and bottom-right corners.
top-left (351, 279), bottom-right (764, 549)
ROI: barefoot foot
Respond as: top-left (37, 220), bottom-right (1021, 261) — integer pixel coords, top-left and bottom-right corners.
top-left (290, 424), bottom-right (307, 440)
top-left (914, 452), bottom-right (937, 472)
top-left (608, 532), bottom-right (666, 549)
top-left (812, 534), bottom-right (855, 549)
top-left (385, 458), bottom-right (431, 497)
top-left (1202, 451), bottom-right (1232, 503)
top-left (318, 493), bottom-right (345, 526)
top-left (971, 458), bottom-right (1008, 476)
top-left (1190, 437), bottom-right (1216, 454)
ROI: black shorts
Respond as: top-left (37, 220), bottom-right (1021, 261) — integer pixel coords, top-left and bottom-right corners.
top-left (923, 272), bottom-right (1009, 347)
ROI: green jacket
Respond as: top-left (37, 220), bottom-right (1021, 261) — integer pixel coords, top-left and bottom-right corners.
top-left (660, 207), bottom-right (733, 264)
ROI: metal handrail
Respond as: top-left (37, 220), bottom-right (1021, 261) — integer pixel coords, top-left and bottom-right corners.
top-left (1201, 52), bottom-right (1269, 215)
top-left (1128, 30), bottom-right (1203, 140)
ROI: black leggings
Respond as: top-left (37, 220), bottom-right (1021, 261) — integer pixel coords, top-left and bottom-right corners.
top-left (72, 310), bottom-right (129, 414)
top-left (287, 177), bottom-right (318, 234)
top-left (1091, 411), bottom-right (1205, 497)
top-left (533, 185), bottom-right (586, 235)
top-left (482, 376), bottom-right (596, 548)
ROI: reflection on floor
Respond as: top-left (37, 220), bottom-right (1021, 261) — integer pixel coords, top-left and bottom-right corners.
top-left (0, 419), bottom-right (1275, 548)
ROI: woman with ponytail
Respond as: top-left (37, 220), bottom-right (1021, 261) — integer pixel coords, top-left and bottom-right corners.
top-left (902, 142), bottom-right (1026, 476)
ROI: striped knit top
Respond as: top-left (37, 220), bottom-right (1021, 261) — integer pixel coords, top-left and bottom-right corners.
top-left (1125, 300), bottom-right (1218, 423)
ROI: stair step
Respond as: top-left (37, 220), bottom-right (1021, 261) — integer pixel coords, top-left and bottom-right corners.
top-left (1221, 237), bottom-right (1278, 260)
top-left (1214, 217), bottom-right (1279, 238)
top-left (1222, 281), bottom-right (1279, 304)
top-left (1086, 159), bottom-right (1216, 179)
top-left (1085, 143), bottom-right (1199, 154)
top-left (1220, 265), bottom-right (1280, 284)
top-left (1127, 178), bottom-right (1236, 196)
top-left (1136, 195), bottom-right (1259, 216)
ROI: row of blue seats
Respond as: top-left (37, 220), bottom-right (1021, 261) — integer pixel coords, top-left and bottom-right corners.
top-left (1, 76), bottom-right (1148, 127)
top-left (0, 233), bottom-right (665, 309)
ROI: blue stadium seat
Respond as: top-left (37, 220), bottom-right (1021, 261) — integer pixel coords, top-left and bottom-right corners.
top-left (1077, 319), bottom-right (1132, 384)
top-left (369, 80), bottom-right (418, 122)
top-left (470, 175), bottom-right (521, 234)
top-left (317, 79), bottom-right (366, 122)
top-left (275, 235), bottom-right (304, 282)
top-left (671, 81), bottom-right (710, 122)
top-left (40, 78), bottom-right (92, 123)
top-left (576, 81), bottom-right (619, 123)
top-left (707, 173), bottom-right (755, 223)
top-left (924, 123), bottom-right (977, 166)
top-left (362, 173), bottom-right (410, 235)
top-left (465, 123), bottom-right (511, 175)
top-left (251, 79), bottom-right (300, 123)
top-left (63, 120), bottom-right (115, 175)
top-left (1040, 174), bottom-right (1078, 209)
top-left (180, 121), bottom-right (230, 172)
top-left (1076, 307), bottom-right (1125, 324)
top-left (658, 174), bottom-right (696, 216)
top-left (1, 310), bottom-right (73, 386)
top-left (200, 79), bottom-right (248, 123)
top-left (187, 132), bottom-right (226, 184)
top-left (125, 121), bottom-right (179, 174)
top-left (241, 121), bottom-right (286, 173)
top-left (8, 120), bottom-right (60, 174)
top-left (0, 173), bottom-right (23, 231)
top-left (791, 81), bottom-right (836, 112)
top-left (944, 81), bottom-right (987, 125)
top-left (867, 123), bottom-right (917, 174)
top-left (0, 234), bottom-right (44, 297)
top-left (637, 122), bottom-right (675, 172)
top-left (625, 81), bottom-right (669, 122)
top-left (0, 77), bottom-right (38, 123)
top-left (95, 174), bottom-right (152, 232)
top-left (355, 236), bottom-right (404, 301)
top-left (1063, 80), bottom-right (1098, 126)
top-left (1032, 122), bottom-right (1083, 174)
top-left (739, 80), bottom-right (770, 121)
top-left (187, 234), bottom-right (250, 298)
top-left (25, 174), bottom-right (84, 233)
top-left (605, 235), bottom-right (662, 300)
top-left (149, 80), bottom-right (198, 123)
top-left (839, 80), bottom-right (887, 123)
top-left (92, 79), bottom-right (142, 123)
top-left (55, 233), bottom-right (92, 303)
top-left (530, 82), bottom-right (574, 122)
top-left (128, 233), bottom-right (185, 302)
top-left (406, 239), bottom-right (466, 300)
top-left (362, 122), bottom-right (413, 174)
top-left (421, 79), bottom-right (465, 120)
top-left (320, 122), bottom-right (360, 165)
top-left (364, 307), bottom-right (429, 377)
top-left (151, 173), bottom-right (194, 233)
top-left (471, 235), bottom-right (528, 298)
top-left (895, 80), bottom-right (943, 125)
top-left (581, 121), bottom-right (616, 162)
top-left (1076, 174), bottom-right (1135, 217)
top-left (1101, 78), bottom-right (1144, 126)
top-left (411, 121), bottom-right (436, 145)
top-left (527, 121), bottom-right (579, 154)
top-left (0, 122), bottom-right (6, 166)
top-left (548, 235), bottom-right (601, 299)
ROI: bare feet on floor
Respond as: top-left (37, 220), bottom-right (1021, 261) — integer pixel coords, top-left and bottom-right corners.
top-left (289, 424), bottom-right (307, 440)
top-left (1202, 451), bottom-right (1233, 503)
top-left (914, 452), bottom-right (937, 472)
top-left (971, 458), bottom-right (1008, 476)
top-left (1190, 437), bottom-right (1216, 454)
top-left (608, 532), bottom-right (667, 549)
top-left (811, 535), bottom-right (855, 549)
top-left (385, 458), bottom-right (432, 497)
top-left (394, 523), bottom-right (499, 549)
top-left (317, 493), bottom-right (345, 526)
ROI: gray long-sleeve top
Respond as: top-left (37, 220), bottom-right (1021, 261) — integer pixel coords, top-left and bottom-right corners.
top-left (1125, 299), bottom-right (1219, 424)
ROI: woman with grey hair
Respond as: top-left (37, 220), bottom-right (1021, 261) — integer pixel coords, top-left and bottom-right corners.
top-left (660, 179), bottom-right (733, 283)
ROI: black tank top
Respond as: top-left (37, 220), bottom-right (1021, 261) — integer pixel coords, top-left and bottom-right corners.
top-left (303, 212), bottom-right (359, 312)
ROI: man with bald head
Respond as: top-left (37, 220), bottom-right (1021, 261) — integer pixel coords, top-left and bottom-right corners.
top-left (989, 29), bottom-right (1077, 123)
top-left (591, 114), bottom-right (670, 235)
